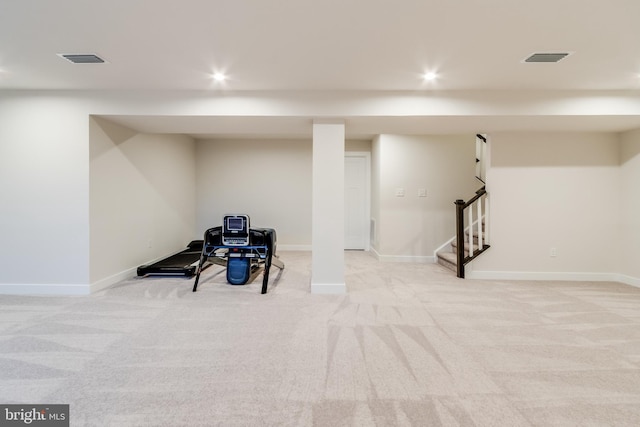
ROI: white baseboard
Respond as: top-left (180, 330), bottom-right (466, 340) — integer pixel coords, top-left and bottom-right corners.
top-left (466, 269), bottom-right (626, 283)
top-left (0, 265), bottom-right (139, 296)
top-left (310, 282), bottom-right (347, 294)
top-left (0, 283), bottom-right (91, 296)
top-left (279, 245), bottom-right (312, 251)
top-left (90, 266), bottom-right (139, 294)
top-left (370, 247), bottom-right (435, 264)
top-left (614, 274), bottom-right (640, 289)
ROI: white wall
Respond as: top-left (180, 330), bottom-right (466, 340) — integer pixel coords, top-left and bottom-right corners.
top-left (2, 90), bottom-right (639, 294)
top-left (0, 94), bottom-right (90, 292)
top-left (345, 139), bottom-right (372, 152)
top-left (89, 117), bottom-right (196, 287)
top-left (374, 134), bottom-right (478, 260)
top-left (620, 129), bottom-right (640, 282)
top-left (195, 139), bottom-right (313, 248)
top-left (471, 132), bottom-right (621, 280)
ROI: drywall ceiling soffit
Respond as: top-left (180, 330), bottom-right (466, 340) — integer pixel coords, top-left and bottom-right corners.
top-left (101, 115), bottom-right (640, 140)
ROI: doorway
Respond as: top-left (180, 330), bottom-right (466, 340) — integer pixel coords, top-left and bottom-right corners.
top-left (344, 152), bottom-right (371, 250)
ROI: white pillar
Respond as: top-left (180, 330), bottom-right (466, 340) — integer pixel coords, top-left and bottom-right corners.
top-left (311, 121), bottom-right (346, 294)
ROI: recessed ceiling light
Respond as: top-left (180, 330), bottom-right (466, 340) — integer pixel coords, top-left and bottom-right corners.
top-left (422, 71), bottom-right (438, 81)
top-left (212, 72), bottom-right (226, 82)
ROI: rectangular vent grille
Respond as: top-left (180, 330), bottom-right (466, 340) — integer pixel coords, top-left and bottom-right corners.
top-left (524, 53), bottom-right (570, 63)
top-left (58, 54), bottom-right (105, 64)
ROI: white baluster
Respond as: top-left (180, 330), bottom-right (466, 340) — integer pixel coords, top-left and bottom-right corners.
top-left (484, 193), bottom-right (490, 245)
top-left (477, 196), bottom-right (483, 250)
top-left (468, 204), bottom-right (473, 254)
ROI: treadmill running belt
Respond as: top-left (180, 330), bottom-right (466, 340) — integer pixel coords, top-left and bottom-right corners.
top-left (150, 252), bottom-right (200, 268)
top-left (137, 241), bottom-right (205, 277)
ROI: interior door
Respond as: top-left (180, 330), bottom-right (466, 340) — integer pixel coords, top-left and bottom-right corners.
top-left (344, 154), bottom-right (369, 250)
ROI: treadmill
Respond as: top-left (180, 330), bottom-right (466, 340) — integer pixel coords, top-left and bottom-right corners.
top-left (192, 214), bottom-right (284, 293)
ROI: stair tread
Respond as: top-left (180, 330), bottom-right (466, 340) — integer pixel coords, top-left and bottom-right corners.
top-left (436, 251), bottom-right (457, 272)
top-left (437, 252), bottom-right (457, 263)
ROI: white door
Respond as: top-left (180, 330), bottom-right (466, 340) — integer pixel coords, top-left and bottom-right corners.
top-left (344, 154), bottom-right (370, 250)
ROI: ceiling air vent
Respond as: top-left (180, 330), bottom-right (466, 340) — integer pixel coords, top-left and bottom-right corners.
top-left (523, 52), bottom-right (570, 63)
top-left (58, 53), bottom-right (105, 64)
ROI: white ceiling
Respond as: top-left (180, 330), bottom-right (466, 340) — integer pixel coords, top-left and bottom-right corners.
top-left (2, 0), bottom-right (640, 136)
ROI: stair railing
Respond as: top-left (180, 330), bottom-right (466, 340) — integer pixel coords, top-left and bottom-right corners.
top-left (454, 187), bottom-right (490, 278)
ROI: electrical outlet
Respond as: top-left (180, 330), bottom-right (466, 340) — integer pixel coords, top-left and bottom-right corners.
top-left (550, 247), bottom-right (557, 257)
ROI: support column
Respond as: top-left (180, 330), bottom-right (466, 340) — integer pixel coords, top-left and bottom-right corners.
top-left (311, 121), bottom-right (346, 294)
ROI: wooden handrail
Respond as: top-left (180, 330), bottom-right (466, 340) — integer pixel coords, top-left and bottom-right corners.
top-left (460, 187), bottom-right (486, 209)
top-left (454, 187), bottom-right (490, 278)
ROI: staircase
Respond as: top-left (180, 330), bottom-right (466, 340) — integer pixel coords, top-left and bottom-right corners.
top-left (437, 135), bottom-right (490, 277)
top-left (436, 187), bottom-right (490, 278)
top-left (437, 219), bottom-right (486, 273)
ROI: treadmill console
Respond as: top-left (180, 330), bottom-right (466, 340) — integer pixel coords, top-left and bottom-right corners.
top-left (222, 214), bottom-right (250, 246)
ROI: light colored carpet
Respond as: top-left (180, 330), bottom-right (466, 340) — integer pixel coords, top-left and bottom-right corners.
top-left (2, 251), bottom-right (640, 426)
